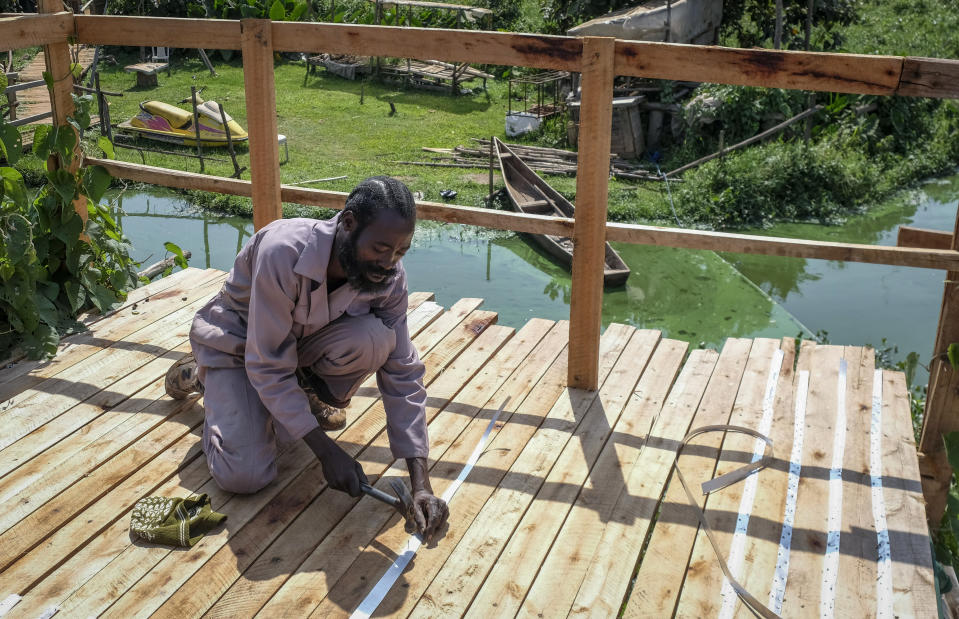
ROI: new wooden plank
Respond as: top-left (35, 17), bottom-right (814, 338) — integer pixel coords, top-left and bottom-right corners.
top-left (204, 318), bottom-right (558, 619)
top-left (252, 320), bottom-right (571, 617)
top-left (0, 279), bottom-right (222, 454)
top-left (258, 322), bottom-right (568, 617)
top-left (518, 338), bottom-right (689, 617)
top-left (567, 36), bottom-right (615, 390)
top-left (140, 324), bottom-right (516, 619)
top-left (897, 226), bottom-right (953, 250)
top-left (672, 338), bottom-right (781, 617)
top-left (835, 346), bottom-right (878, 618)
top-left (0, 342), bottom-right (195, 520)
top-left (271, 22), bottom-right (581, 71)
top-left (613, 40), bottom-right (903, 95)
top-left (75, 15), bottom-right (242, 49)
top-left (0, 12), bottom-right (74, 47)
top-left (604, 222), bottom-right (959, 271)
top-left (410, 327), bottom-right (659, 618)
top-left (86, 158), bottom-right (959, 272)
top-left (468, 336), bottom-right (684, 618)
top-left (241, 18), bottom-right (283, 229)
top-left (0, 400), bottom-right (204, 574)
top-left (4, 453), bottom-right (222, 618)
top-left (721, 337), bottom-right (797, 617)
top-left (898, 57), bottom-right (959, 99)
top-left (8, 297), bottom-right (475, 616)
top-left (0, 404), bottom-right (205, 596)
top-left (83, 308), bottom-right (499, 618)
top-left (0, 268), bottom-right (215, 403)
top-left (624, 337), bottom-right (753, 617)
top-left (881, 370), bottom-right (937, 617)
top-left (302, 326), bottom-right (622, 618)
top-left (779, 344), bottom-right (844, 615)
top-left (569, 348), bottom-right (720, 617)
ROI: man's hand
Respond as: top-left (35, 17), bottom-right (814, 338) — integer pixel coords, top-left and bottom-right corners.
top-left (304, 426), bottom-right (368, 497)
top-left (411, 489), bottom-right (449, 541)
top-left (406, 456), bottom-right (448, 542)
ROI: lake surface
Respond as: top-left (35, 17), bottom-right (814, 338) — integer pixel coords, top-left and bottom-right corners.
top-left (110, 170), bottom-right (957, 370)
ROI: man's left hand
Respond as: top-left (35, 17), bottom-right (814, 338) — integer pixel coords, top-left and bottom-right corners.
top-left (411, 490), bottom-right (448, 542)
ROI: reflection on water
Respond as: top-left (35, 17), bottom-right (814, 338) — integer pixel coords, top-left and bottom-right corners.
top-left (108, 170), bottom-right (958, 361)
top-left (722, 170), bottom-right (959, 372)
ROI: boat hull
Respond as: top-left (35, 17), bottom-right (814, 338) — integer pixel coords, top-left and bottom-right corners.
top-left (493, 137), bottom-right (631, 288)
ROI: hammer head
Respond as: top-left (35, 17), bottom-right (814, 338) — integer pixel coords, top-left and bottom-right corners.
top-left (388, 477), bottom-right (416, 531)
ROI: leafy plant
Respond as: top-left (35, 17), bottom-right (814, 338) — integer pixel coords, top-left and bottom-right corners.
top-left (0, 94), bottom-right (141, 359)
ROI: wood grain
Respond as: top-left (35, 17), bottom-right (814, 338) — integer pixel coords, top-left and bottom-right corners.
top-left (0, 12), bottom-right (74, 47)
top-left (241, 19), bottom-right (283, 229)
top-left (567, 36), bottom-right (615, 390)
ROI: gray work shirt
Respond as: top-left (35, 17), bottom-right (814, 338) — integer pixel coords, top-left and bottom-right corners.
top-left (189, 214), bottom-right (429, 459)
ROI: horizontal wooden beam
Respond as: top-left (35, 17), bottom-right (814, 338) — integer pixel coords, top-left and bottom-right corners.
top-left (86, 157), bottom-right (575, 236)
top-left (605, 222), bottom-right (959, 271)
top-left (88, 157), bottom-right (959, 271)
top-left (614, 40), bottom-right (903, 95)
top-left (270, 22), bottom-right (581, 71)
top-left (898, 57), bottom-right (959, 99)
top-left (0, 12), bottom-right (74, 48)
top-left (898, 226), bottom-right (954, 250)
top-left (75, 15), bottom-right (242, 49)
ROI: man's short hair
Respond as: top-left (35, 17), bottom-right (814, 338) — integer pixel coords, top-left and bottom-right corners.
top-left (342, 176), bottom-right (416, 231)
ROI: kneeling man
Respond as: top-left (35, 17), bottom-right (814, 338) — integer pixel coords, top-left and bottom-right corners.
top-left (165, 176), bottom-right (447, 538)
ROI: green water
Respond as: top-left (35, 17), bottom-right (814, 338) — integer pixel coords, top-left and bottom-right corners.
top-left (110, 170), bottom-right (958, 360)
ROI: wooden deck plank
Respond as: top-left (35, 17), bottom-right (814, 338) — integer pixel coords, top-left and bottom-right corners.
top-left (0, 267), bottom-right (212, 401)
top-left (727, 337), bottom-right (797, 617)
top-left (6, 453), bottom-right (226, 619)
top-left (882, 370), bottom-right (937, 618)
top-left (409, 327), bottom-right (661, 618)
top-left (0, 268), bottom-right (222, 405)
top-left (254, 320), bottom-right (573, 617)
top-left (0, 278), bottom-right (224, 451)
top-left (0, 405), bottom-right (204, 597)
top-left (5, 293), bottom-right (447, 617)
top-left (517, 338), bottom-right (688, 618)
top-left (0, 343), bottom-right (196, 526)
top-left (147, 323), bottom-right (518, 619)
top-left (0, 402), bottom-right (204, 576)
top-left (624, 337), bottom-right (753, 617)
top-left (673, 338), bottom-right (781, 617)
top-left (835, 346), bottom-right (879, 618)
top-left (303, 325), bottom-right (619, 618)
top-left (569, 348), bottom-right (720, 617)
top-left (86, 308), bottom-right (500, 619)
top-left (202, 318), bottom-right (557, 619)
top-left (468, 337), bottom-right (685, 618)
top-left (781, 344), bottom-right (844, 616)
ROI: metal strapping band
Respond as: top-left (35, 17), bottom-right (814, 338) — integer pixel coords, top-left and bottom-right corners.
top-left (672, 425), bottom-right (780, 619)
top-left (350, 397), bottom-right (511, 619)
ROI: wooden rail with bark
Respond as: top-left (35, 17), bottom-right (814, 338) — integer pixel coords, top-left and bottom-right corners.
top-left (8, 12), bottom-right (959, 521)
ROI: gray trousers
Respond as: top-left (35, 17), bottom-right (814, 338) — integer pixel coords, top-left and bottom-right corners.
top-left (198, 313), bottom-right (396, 494)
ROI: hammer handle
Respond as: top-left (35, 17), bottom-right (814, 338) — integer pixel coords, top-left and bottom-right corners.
top-left (360, 482), bottom-right (401, 507)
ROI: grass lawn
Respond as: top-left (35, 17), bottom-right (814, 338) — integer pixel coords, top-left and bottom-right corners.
top-left (72, 51), bottom-right (666, 222)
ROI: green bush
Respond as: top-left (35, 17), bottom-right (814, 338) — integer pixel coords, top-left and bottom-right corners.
top-left (675, 140), bottom-right (880, 228)
top-left (0, 93), bottom-right (141, 359)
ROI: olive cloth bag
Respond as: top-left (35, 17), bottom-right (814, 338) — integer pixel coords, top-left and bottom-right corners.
top-left (130, 494), bottom-right (227, 547)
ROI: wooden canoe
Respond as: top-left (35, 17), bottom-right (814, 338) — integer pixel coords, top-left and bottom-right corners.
top-left (493, 136), bottom-right (631, 288)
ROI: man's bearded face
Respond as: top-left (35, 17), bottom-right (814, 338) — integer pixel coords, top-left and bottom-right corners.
top-left (337, 227), bottom-right (399, 293)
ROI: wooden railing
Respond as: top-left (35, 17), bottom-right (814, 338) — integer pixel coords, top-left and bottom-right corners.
top-left (3, 8), bottom-right (959, 521)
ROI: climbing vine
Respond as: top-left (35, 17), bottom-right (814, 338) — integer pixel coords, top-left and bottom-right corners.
top-left (0, 91), bottom-right (141, 359)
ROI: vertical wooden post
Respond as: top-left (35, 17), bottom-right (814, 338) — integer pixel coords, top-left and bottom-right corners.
top-left (241, 19), bottom-right (282, 230)
top-left (568, 36), bottom-right (614, 390)
top-left (918, 207), bottom-right (959, 525)
top-left (40, 0), bottom-right (88, 229)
